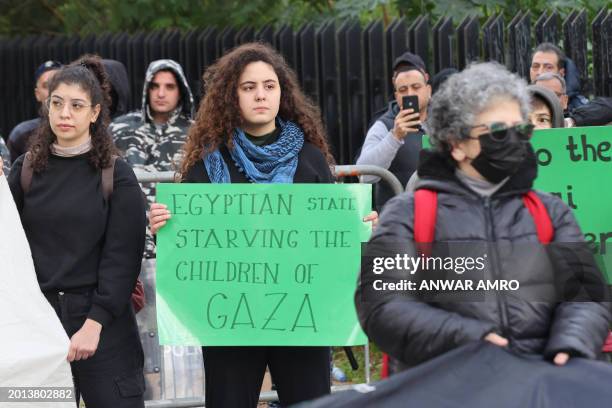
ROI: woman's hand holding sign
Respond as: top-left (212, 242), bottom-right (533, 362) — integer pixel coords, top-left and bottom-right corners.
top-left (150, 202), bottom-right (171, 234)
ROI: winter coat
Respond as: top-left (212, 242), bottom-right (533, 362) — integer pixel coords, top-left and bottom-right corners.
top-left (356, 147), bottom-right (610, 367)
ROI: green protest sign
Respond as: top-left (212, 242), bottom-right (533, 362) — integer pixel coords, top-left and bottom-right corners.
top-left (156, 184), bottom-right (371, 346)
top-left (531, 126), bottom-right (612, 281)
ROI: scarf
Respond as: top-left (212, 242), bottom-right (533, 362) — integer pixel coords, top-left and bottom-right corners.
top-left (203, 119), bottom-right (304, 183)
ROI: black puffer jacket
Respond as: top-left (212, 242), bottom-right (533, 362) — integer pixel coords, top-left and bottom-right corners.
top-left (356, 148), bottom-right (610, 367)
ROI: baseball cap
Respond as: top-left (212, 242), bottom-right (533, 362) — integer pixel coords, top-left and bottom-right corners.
top-left (34, 60), bottom-right (63, 83)
top-left (392, 52), bottom-right (427, 75)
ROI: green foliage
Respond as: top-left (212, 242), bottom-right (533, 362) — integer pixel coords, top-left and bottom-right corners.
top-left (0, 0), bottom-right (608, 36)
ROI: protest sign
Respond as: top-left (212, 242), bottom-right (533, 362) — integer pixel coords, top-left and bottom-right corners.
top-left (156, 184), bottom-right (371, 346)
top-left (531, 127), bottom-right (612, 281)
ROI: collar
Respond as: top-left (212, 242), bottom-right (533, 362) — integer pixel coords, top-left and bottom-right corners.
top-left (51, 137), bottom-right (92, 157)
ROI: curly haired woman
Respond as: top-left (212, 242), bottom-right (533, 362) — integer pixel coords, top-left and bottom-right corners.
top-left (149, 42), bottom-right (350, 407)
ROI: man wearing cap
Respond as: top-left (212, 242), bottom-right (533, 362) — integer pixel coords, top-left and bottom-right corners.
top-left (356, 52), bottom-right (431, 211)
top-left (7, 60), bottom-right (62, 162)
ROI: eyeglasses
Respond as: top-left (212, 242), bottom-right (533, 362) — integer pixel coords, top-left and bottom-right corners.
top-left (467, 122), bottom-right (534, 142)
top-left (47, 96), bottom-right (94, 114)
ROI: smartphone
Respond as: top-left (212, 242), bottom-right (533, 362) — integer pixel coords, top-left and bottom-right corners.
top-left (402, 95), bottom-right (419, 113)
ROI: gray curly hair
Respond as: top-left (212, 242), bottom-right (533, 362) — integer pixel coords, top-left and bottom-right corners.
top-left (425, 62), bottom-right (531, 151)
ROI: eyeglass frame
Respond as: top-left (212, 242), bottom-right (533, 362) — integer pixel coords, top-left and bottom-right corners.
top-left (46, 95), bottom-right (96, 114)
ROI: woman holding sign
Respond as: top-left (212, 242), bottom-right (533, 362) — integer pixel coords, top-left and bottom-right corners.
top-left (8, 56), bottom-right (146, 407)
top-left (149, 43), bottom-right (377, 407)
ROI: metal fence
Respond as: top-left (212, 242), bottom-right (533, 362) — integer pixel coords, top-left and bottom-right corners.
top-left (1, 8), bottom-right (611, 164)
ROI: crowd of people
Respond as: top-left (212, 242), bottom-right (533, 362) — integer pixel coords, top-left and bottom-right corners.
top-left (0, 39), bottom-right (611, 408)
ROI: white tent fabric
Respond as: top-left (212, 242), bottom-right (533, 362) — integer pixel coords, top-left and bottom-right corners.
top-left (0, 176), bottom-right (74, 407)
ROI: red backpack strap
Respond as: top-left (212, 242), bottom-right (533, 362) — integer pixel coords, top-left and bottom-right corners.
top-left (522, 191), bottom-right (554, 244)
top-left (414, 189), bottom-right (438, 245)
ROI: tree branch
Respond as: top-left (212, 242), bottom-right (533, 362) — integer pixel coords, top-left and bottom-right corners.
top-left (39, 0), bottom-right (66, 25)
top-left (381, 4), bottom-right (390, 26)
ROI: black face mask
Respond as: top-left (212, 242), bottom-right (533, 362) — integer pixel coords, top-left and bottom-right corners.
top-left (469, 123), bottom-right (533, 183)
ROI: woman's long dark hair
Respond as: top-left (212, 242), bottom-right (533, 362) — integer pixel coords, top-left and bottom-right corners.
top-left (28, 54), bottom-right (116, 172)
top-left (180, 42), bottom-right (334, 178)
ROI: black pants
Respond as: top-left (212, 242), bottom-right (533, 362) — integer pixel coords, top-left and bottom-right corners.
top-left (202, 346), bottom-right (331, 408)
top-left (45, 290), bottom-right (145, 408)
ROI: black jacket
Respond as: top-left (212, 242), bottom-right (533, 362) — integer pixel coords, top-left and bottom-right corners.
top-left (7, 118), bottom-right (41, 163)
top-left (8, 154), bottom-right (146, 327)
top-left (356, 148), bottom-right (610, 367)
top-left (571, 97), bottom-right (612, 127)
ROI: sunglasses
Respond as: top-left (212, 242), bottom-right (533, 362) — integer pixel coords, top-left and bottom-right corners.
top-left (468, 122), bottom-right (534, 142)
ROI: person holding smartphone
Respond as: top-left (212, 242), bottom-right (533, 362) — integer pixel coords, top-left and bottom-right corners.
top-left (356, 52), bottom-right (432, 211)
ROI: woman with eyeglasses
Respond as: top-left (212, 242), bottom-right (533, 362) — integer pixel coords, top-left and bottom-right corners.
top-left (8, 55), bottom-right (146, 408)
top-left (357, 62), bottom-right (609, 373)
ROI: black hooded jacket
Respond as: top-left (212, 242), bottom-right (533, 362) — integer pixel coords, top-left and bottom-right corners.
top-left (356, 148), bottom-right (610, 367)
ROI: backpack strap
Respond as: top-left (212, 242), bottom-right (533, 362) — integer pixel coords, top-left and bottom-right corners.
top-left (522, 191), bottom-right (554, 244)
top-left (20, 152), bottom-right (34, 194)
top-left (102, 155), bottom-right (118, 201)
top-left (414, 189), bottom-right (438, 244)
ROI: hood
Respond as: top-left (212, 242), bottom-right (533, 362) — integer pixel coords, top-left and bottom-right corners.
top-left (527, 85), bottom-right (564, 128)
top-left (415, 145), bottom-right (538, 197)
top-left (102, 59), bottom-right (130, 118)
top-left (141, 59), bottom-right (195, 123)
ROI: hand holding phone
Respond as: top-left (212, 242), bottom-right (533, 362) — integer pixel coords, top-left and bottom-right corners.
top-left (393, 95), bottom-right (421, 140)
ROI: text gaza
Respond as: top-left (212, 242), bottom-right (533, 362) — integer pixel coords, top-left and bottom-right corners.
top-left (205, 292), bottom-right (317, 332)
